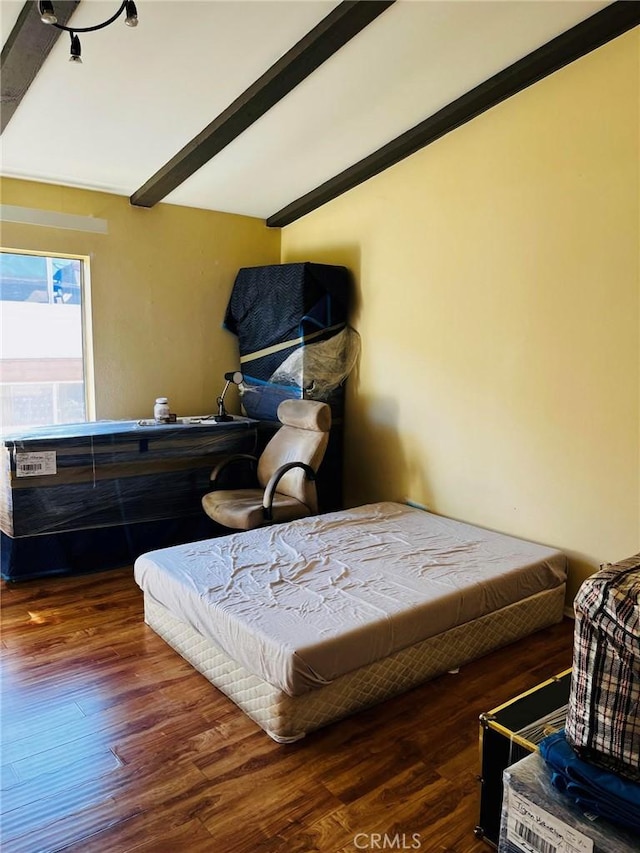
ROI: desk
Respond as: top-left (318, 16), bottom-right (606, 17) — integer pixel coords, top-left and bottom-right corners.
top-left (1, 417), bottom-right (257, 580)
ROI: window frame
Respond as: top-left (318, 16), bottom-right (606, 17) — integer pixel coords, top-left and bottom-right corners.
top-left (0, 246), bottom-right (96, 427)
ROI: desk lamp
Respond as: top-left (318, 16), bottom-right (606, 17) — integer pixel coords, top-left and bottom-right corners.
top-left (214, 371), bottom-right (243, 422)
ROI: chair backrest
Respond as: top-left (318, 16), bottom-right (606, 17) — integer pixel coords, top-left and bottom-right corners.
top-left (257, 399), bottom-right (332, 511)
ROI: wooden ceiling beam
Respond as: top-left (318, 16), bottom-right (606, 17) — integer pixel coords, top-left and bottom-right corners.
top-left (130, 0), bottom-right (395, 209)
top-left (267, 0), bottom-right (640, 228)
top-left (1, 1), bottom-right (81, 134)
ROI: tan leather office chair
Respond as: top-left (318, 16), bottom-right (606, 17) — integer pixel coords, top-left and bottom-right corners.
top-left (202, 399), bottom-right (331, 530)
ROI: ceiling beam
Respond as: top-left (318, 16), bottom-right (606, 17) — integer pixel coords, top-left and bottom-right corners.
top-left (1, 1), bottom-right (81, 134)
top-left (267, 0), bottom-right (640, 228)
top-left (130, 0), bottom-right (395, 209)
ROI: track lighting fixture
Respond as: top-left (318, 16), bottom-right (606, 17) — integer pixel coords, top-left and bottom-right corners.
top-left (37, 1), bottom-right (139, 62)
top-left (69, 32), bottom-right (81, 63)
top-left (38, 1), bottom-right (57, 25)
top-left (124, 1), bottom-right (139, 27)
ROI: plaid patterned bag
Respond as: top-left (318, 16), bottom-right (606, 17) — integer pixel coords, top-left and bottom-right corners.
top-left (565, 554), bottom-right (640, 781)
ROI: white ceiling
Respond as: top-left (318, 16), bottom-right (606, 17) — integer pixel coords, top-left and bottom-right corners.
top-left (0, 0), bottom-right (612, 221)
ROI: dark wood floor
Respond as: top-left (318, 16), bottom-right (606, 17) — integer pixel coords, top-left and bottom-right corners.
top-left (1, 567), bottom-right (574, 853)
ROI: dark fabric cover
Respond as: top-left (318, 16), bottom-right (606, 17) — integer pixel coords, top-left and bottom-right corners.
top-left (224, 262), bottom-right (350, 381)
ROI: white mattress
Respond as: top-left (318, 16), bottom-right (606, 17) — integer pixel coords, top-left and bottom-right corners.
top-left (134, 502), bottom-right (566, 696)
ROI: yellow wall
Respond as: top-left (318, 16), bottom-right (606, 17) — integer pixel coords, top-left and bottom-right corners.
top-left (282, 30), bottom-right (640, 600)
top-left (1, 33), bottom-right (637, 598)
top-left (0, 179), bottom-right (280, 420)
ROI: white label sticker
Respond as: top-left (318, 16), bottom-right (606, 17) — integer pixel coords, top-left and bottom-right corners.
top-left (505, 788), bottom-right (594, 853)
top-left (15, 451), bottom-right (57, 478)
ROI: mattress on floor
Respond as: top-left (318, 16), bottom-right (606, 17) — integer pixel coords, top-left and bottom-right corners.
top-left (134, 501), bottom-right (567, 697)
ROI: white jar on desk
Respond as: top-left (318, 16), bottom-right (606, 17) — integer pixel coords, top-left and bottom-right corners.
top-left (154, 397), bottom-right (170, 423)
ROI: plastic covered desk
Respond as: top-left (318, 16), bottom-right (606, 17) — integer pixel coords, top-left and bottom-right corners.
top-left (1, 417), bottom-right (257, 581)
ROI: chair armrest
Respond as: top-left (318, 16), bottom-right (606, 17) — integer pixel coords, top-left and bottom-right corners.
top-left (262, 462), bottom-right (316, 521)
top-left (209, 454), bottom-right (258, 488)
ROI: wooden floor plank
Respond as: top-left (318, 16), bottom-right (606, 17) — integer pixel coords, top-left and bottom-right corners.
top-left (0, 567), bottom-right (574, 853)
top-left (74, 816), bottom-right (218, 853)
top-left (4, 798), bottom-right (142, 853)
top-left (1, 777), bottom-right (123, 848)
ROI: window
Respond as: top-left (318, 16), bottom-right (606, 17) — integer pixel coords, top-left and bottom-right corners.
top-left (0, 250), bottom-right (91, 433)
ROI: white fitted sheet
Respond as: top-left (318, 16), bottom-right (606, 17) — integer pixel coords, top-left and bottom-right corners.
top-left (134, 502), bottom-right (566, 696)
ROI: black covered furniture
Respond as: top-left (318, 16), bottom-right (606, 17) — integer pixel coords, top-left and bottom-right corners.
top-left (224, 262), bottom-right (353, 512)
top-left (1, 418), bottom-right (257, 580)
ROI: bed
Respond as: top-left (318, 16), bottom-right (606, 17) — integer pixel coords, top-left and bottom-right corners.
top-left (134, 502), bottom-right (567, 742)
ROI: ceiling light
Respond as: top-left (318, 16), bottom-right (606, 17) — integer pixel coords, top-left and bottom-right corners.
top-left (38, 2), bottom-right (57, 25)
top-left (124, 1), bottom-right (138, 28)
top-left (38, 2), bottom-right (140, 61)
top-left (69, 32), bottom-right (81, 64)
